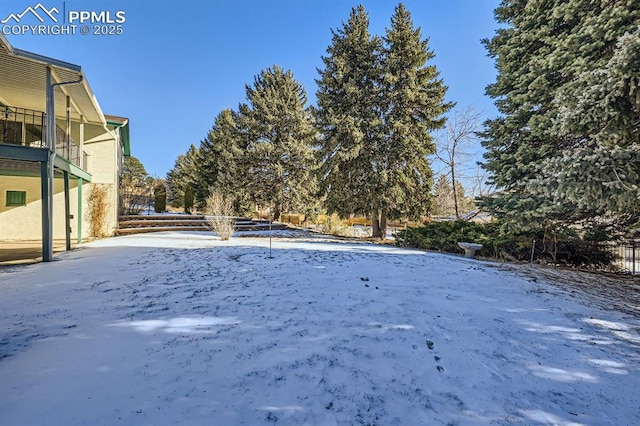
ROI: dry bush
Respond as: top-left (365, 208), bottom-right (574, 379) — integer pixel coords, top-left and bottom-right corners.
top-left (88, 184), bottom-right (109, 238)
top-left (321, 213), bottom-right (351, 237)
top-left (281, 213), bottom-right (306, 226)
top-left (206, 190), bottom-right (235, 240)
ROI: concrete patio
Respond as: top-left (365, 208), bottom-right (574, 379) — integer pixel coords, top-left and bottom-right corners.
top-left (0, 240), bottom-right (77, 265)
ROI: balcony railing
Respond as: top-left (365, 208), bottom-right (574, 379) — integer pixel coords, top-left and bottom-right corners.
top-left (1, 104), bottom-right (88, 169)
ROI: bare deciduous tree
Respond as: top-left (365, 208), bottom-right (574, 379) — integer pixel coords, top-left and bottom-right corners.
top-left (436, 106), bottom-right (482, 219)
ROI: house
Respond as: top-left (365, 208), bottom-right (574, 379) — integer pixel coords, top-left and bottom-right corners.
top-left (0, 34), bottom-right (130, 261)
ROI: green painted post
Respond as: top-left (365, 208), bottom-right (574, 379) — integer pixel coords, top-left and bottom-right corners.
top-left (41, 160), bottom-right (52, 261)
top-left (77, 178), bottom-right (83, 244)
top-left (64, 171), bottom-right (71, 251)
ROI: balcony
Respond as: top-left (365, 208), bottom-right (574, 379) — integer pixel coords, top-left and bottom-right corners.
top-left (1, 105), bottom-right (88, 169)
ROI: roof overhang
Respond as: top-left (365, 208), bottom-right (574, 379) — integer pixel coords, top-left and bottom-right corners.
top-left (105, 114), bottom-right (131, 157)
top-left (0, 33), bottom-right (105, 125)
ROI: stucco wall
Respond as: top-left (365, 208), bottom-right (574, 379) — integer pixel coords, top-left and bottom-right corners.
top-left (0, 126), bottom-right (122, 241)
top-left (83, 128), bottom-right (119, 236)
top-left (0, 175), bottom-right (79, 240)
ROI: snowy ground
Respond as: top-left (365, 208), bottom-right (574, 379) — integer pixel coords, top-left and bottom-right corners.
top-left (1, 230), bottom-right (639, 426)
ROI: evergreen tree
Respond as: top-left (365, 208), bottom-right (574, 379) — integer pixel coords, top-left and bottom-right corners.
top-left (154, 182), bottom-right (167, 213)
top-left (433, 174), bottom-right (475, 218)
top-left (316, 5), bottom-right (383, 233)
top-left (184, 185), bottom-right (195, 214)
top-left (166, 144), bottom-right (199, 208)
top-left (119, 156), bottom-right (152, 215)
top-left (433, 174), bottom-right (455, 217)
top-left (380, 3), bottom-right (454, 227)
top-left (538, 27), bottom-right (640, 231)
top-left (316, 4), bottom-right (452, 238)
top-left (238, 65), bottom-right (318, 220)
top-left (197, 109), bottom-right (250, 213)
top-left (481, 0), bottom-right (640, 235)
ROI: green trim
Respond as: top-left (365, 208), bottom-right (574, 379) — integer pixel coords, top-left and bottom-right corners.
top-left (121, 123), bottom-right (130, 156)
top-left (0, 145), bottom-right (92, 181)
top-left (53, 155), bottom-right (92, 182)
top-left (12, 47), bottom-right (82, 72)
top-left (68, 162), bottom-right (92, 182)
top-left (0, 143), bottom-right (49, 162)
top-left (0, 169), bottom-right (41, 178)
top-left (106, 120), bottom-right (131, 157)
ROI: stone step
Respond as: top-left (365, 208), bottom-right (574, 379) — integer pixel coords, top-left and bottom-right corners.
top-left (115, 214), bottom-right (289, 236)
top-left (118, 214), bottom-right (251, 222)
top-left (119, 219), bottom-right (209, 228)
top-left (115, 226), bottom-right (211, 235)
top-left (115, 225), bottom-right (289, 236)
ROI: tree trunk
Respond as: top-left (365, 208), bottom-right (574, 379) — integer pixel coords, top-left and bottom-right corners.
top-left (451, 163), bottom-right (460, 219)
top-left (371, 209), bottom-right (387, 239)
top-left (371, 211), bottom-right (381, 239)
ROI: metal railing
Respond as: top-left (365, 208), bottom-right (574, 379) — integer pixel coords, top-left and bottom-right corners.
top-left (55, 125), bottom-right (81, 166)
top-left (1, 104), bottom-right (88, 169)
top-left (611, 241), bottom-right (639, 274)
top-left (1, 105), bottom-right (45, 147)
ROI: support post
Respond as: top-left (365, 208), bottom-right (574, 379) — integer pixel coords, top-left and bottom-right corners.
top-left (43, 66), bottom-right (56, 262)
top-left (66, 95), bottom-right (71, 161)
top-left (41, 160), bottom-right (52, 261)
top-left (64, 171), bottom-right (71, 251)
top-left (77, 177), bottom-right (83, 244)
top-left (79, 117), bottom-right (84, 169)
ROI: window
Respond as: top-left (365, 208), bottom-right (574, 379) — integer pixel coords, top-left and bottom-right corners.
top-left (6, 190), bottom-right (26, 206)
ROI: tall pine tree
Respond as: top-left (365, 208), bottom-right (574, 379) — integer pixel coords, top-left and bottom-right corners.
top-left (380, 3), bottom-right (454, 227)
top-left (315, 5), bottom-right (383, 230)
top-left (166, 144), bottom-right (199, 208)
top-left (481, 0), bottom-right (640, 236)
top-left (197, 109), bottom-right (251, 213)
top-left (238, 65), bottom-right (318, 219)
top-left (316, 3), bottom-right (452, 238)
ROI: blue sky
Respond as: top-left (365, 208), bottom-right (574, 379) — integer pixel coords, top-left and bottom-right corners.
top-left (3, 0), bottom-right (501, 178)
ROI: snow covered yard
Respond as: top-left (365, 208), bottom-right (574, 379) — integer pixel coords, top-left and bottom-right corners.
top-left (0, 231), bottom-right (638, 426)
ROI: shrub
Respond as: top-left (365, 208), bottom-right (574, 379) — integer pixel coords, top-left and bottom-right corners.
top-left (184, 186), bottom-right (194, 214)
top-left (396, 221), bottom-right (616, 268)
top-left (154, 184), bottom-right (167, 213)
top-left (88, 184), bottom-right (109, 238)
top-left (322, 213), bottom-right (351, 236)
top-left (206, 190), bottom-right (235, 240)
